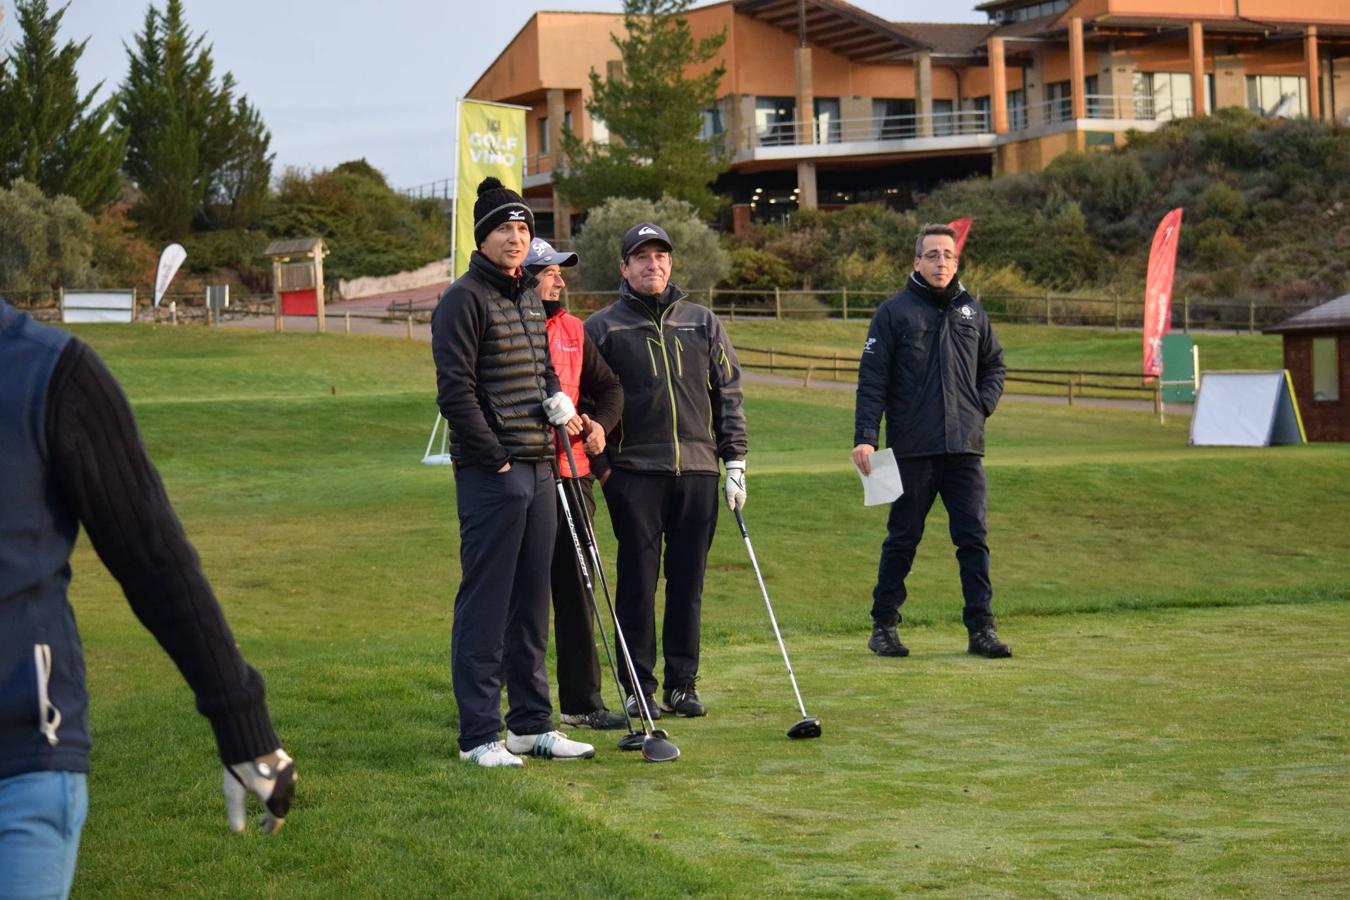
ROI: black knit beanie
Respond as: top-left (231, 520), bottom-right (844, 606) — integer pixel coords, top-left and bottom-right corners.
top-left (473, 177), bottom-right (534, 247)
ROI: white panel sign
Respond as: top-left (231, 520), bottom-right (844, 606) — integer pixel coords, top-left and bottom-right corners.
top-left (62, 290), bottom-right (135, 324)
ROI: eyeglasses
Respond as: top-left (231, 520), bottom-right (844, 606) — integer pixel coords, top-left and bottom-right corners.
top-left (921, 251), bottom-right (957, 263)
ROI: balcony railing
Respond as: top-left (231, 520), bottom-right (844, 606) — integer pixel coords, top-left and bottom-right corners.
top-left (745, 110), bottom-right (994, 149)
top-left (1022, 94), bottom-right (1196, 126)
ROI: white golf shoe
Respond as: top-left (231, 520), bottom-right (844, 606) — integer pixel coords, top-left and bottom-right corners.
top-left (505, 729), bottom-right (596, 760)
top-left (459, 740), bottom-right (524, 768)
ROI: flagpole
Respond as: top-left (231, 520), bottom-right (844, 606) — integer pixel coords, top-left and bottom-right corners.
top-left (449, 98), bottom-right (462, 280)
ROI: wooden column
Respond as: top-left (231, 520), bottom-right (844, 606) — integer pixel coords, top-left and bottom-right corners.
top-left (1188, 22), bottom-right (1206, 117)
top-left (1069, 17), bottom-right (1086, 120)
top-left (313, 249), bottom-right (326, 334)
top-left (915, 50), bottom-right (933, 137)
top-left (990, 37), bottom-right (1008, 134)
top-left (1305, 27), bottom-right (1321, 120)
top-left (794, 46), bottom-right (817, 209)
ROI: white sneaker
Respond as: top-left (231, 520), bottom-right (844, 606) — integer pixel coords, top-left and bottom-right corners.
top-left (505, 729), bottom-right (595, 760)
top-left (459, 740), bottom-right (524, 768)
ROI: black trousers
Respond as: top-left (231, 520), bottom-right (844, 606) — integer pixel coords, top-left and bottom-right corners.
top-left (550, 473), bottom-right (607, 715)
top-left (451, 461), bottom-right (556, 751)
top-left (601, 468), bottom-right (718, 697)
top-left (870, 453), bottom-right (994, 632)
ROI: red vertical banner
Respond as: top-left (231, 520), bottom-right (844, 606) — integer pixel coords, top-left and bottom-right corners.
top-left (948, 218), bottom-right (973, 258)
top-left (1143, 208), bottom-right (1183, 380)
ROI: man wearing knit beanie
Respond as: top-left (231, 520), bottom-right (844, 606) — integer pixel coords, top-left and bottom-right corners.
top-left (431, 177), bottom-right (595, 767)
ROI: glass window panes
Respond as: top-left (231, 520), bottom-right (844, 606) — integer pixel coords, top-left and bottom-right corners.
top-left (538, 116), bottom-right (550, 155)
top-left (933, 99), bottom-right (955, 135)
top-left (1007, 88), bottom-right (1027, 130)
top-left (1246, 75), bottom-right (1308, 117)
top-left (873, 98), bottom-right (916, 139)
top-left (1046, 80), bottom-right (1071, 122)
top-left (755, 96), bottom-right (797, 145)
top-left (1313, 336), bottom-right (1339, 401)
top-left (814, 97), bottom-right (841, 143)
top-left (701, 107), bottom-right (724, 141)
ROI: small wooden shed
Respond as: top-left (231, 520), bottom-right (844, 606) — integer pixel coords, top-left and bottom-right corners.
top-left (1264, 294), bottom-right (1350, 442)
top-left (265, 237), bottom-right (328, 329)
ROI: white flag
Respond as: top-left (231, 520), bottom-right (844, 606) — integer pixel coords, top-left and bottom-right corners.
top-left (153, 244), bottom-right (187, 308)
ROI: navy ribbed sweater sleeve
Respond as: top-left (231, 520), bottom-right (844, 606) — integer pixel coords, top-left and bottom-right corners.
top-left (44, 339), bottom-right (280, 764)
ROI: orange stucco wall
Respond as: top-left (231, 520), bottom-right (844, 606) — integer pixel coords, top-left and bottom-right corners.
top-left (1097, 0), bottom-right (1349, 25)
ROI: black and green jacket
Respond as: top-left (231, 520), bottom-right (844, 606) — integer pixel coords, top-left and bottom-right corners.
top-left (584, 281), bottom-right (746, 475)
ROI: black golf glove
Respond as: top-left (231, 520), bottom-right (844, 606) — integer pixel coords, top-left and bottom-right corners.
top-left (224, 748), bottom-right (296, 834)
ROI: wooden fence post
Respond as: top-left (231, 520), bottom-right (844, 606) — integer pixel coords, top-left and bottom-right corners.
top-left (345, 311), bottom-right (351, 334)
top-left (774, 287), bottom-right (781, 320)
top-left (1248, 298), bottom-right (1256, 335)
top-left (1045, 291), bottom-right (1052, 325)
top-left (406, 314), bottom-right (414, 340)
top-left (1114, 293), bottom-right (1121, 332)
top-left (1183, 295), bottom-right (1189, 333)
top-left (803, 365), bottom-right (814, 388)
top-left (841, 288), bottom-right (848, 320)
top-left (1067, 380), bottom-right (1075, 406)
top-left (769, 347), bottom-right (775, 375)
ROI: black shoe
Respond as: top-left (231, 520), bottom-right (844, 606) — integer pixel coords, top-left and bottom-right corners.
top-left (661, 683), bottom-right (707, 717)
top-left (868, 622), bottom-right (909, 657)
top-left (624, 693), bottom-right (661, 720)
top-left (968, 627), bottom-right (1012, 658)
top-left (559, 708), bottom-right (628, 730)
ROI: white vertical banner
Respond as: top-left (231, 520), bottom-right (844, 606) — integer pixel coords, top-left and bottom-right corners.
top-left (154, 243), bottom-right (187, 308)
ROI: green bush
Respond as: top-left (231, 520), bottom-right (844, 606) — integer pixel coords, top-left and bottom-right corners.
top-left (572, 195), bottom-right (729, 292)
top-left (1197, 181), bottom-right (1245, 223)
top-left (0, 179), bottom-right (95, 290)
top-left (1194, 232), bottom-right (1250, 270)
top-left (721, 244), bottom-right (796, 292)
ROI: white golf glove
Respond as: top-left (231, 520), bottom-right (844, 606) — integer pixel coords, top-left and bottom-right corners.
top-left (224, 749), bottom-right (296, 834)
top-left (724, 459), bottom-right (746, 511)
top-left (542, 392), bottom-right (577, 426)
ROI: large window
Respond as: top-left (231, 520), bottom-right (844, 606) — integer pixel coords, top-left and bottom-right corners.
top-left (755, 96), bottom-right (797, 145)
top-left (538, 116), bottom-right (550, 155)
top-left (1247, 75), bottom-right (1308, 117)
top-left (932, 99), bottom-right (955, 135)
top-left (1313, 337), bottom-right (1340, 401)
top-left (969, 96), bottom-right (991, 132)
top-left (1046, 80), bottom-right (1071, 122)
top-left (700, 107), bottom-right (724, 141)
top-left (873, 98), bottom-right (916, 139)
top-left (1007, 88), bottom-right (1027, 130)
top-left (814, 97), bottom-right (841, 143)
top-left (1133, 72), bottom-right (1212, 121)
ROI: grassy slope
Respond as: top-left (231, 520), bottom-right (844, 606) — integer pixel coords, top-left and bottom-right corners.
top-left (62, 324), bottom-right (1348, 896)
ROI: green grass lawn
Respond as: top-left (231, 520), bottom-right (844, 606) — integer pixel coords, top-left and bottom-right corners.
top-left (59, 324), bottom-right (1349, 897)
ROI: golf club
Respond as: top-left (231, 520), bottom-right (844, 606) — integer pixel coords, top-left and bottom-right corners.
top-left (555, 428), bottom-right (679, 762)
top-left (733, 508), bottom-right (822, 740)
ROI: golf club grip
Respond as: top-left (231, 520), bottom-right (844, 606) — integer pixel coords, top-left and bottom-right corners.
top-left (734, 507), bottom-right (749, 540)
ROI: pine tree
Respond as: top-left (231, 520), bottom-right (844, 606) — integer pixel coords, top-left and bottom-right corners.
top-left (0, 0), bottom-right (127, 210)
top-left (554, 0), bottom-right (728, 218)
top-left (116, 0), bottom-right (273, 237)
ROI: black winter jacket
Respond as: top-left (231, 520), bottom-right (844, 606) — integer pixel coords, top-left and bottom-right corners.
top-left (431, 252), bottom-right (561, 469)
top-left (584, 280), bottom-right (746, 475)
top-left (854, 273), bottom-right (1006, 457)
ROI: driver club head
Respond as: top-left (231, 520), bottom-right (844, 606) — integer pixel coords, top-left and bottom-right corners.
top-left (617, 732), bottom-right (645, 752)
top-left (641, 733), bottom-right (680, 763)
top-left (787, 716), bottom-right (822, 740)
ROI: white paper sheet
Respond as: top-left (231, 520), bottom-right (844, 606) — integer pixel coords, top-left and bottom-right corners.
top-left (857, 448), bottom-right (903, 506)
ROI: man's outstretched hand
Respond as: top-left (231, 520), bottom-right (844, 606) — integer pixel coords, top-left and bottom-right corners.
top-left (224, 749), bottom-right (296, 834)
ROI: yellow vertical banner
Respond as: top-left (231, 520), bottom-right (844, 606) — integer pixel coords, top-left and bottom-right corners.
top-left (453, 99), bottom-right (528, 278)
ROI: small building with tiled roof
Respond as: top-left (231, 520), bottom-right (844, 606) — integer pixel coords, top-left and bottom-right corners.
top-left (1265, 294), bottom-right (1350, 441)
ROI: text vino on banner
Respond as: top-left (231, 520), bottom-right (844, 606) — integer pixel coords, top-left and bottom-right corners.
top-left (453, 100), bottom-right (527, 278)
top-left (1143, 208), bottom-right (1183, 380)
top-left (948, 218), bottom-right (973, 258)
top-left (153, 243), bottom-right (187, 308)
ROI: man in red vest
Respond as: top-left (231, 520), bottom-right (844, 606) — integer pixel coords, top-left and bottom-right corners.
top-left (524, 239), bottom-right (626, 731)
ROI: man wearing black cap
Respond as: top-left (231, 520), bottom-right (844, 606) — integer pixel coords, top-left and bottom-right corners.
top-left (431, 177), bottom-right (596, 767)
top-left (523, 238), bottom-right (626, 731)
top-left (583, 223), bottom-right (748, 720)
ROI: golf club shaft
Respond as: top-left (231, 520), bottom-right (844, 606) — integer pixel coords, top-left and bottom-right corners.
top-left (556, 430), bottom-right (662, 735)
top-left (734, 509), bottom-right (810, 719)
top-left (553, 476), bottom-right (637, 736)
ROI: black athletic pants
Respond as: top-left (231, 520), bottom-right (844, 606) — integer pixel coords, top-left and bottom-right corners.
top-left (551, 473), bottom-right (607, 716)
top-left (451, 460), bottom-right (556, 751)
top-left (870, 453), bottom-right (994, 632)
top-left (601, 468), bottom-right (718, 697)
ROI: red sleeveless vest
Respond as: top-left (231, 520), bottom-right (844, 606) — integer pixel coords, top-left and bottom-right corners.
top-left (546, 309), bottom-right (589, 477)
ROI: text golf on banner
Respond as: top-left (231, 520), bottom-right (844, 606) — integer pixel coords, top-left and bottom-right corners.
top-left (1143, 208), bottom-right (1183, 380)
top-left (454, 100), bottom-right (527, 278)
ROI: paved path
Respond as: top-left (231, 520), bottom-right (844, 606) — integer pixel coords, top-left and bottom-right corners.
top-left (218, 313), bottom-right (1189, 415)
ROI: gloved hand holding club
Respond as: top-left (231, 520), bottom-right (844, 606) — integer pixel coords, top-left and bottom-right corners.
top-left (542, 392), bottom-right (582, 435)
top-left (724, 459), bottom-right (746, 511)
top-left (224, 748), bottom-right (296, 834)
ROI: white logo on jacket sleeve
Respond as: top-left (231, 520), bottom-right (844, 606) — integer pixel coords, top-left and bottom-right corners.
top-left (863, 337), bottom-right (877, 353)
top-left (638, 226), bottom-right (658, 236)
top-left (959, 305), bottom-right (975, 319)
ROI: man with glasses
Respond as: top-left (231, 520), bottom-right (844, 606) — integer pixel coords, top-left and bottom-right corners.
top-left (852, 223), bottom-right (1011, 659)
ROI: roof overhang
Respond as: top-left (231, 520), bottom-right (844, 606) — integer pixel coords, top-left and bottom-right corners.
top-left (733, 0), bottom-right (932, 62)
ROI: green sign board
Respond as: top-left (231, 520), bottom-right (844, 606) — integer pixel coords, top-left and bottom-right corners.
top-left (1161, 333), bottom-right (1196, 403)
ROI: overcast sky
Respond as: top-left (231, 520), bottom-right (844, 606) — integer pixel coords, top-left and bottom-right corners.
top-left (0, 1), bottom-right (985, 190)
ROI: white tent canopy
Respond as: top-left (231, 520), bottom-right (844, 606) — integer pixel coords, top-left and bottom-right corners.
top-left (1189, 372), bottom-right (1306, 447)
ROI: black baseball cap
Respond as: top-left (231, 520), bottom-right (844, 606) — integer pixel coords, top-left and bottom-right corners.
top-left (621, 222), bottom-right (673, 260)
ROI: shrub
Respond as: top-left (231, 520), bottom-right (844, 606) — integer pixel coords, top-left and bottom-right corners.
top-left (572, 195), bottom-right (729, 292)
top-left (1194, 232), bottom-right (1249, 270)
top-left (0, 179), bottom-right (95, 290)
top-left (721, 244), bottom-right (796, 292)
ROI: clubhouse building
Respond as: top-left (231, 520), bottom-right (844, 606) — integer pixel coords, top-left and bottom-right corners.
top-left (465, 0), bottom-right (1350, 239)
